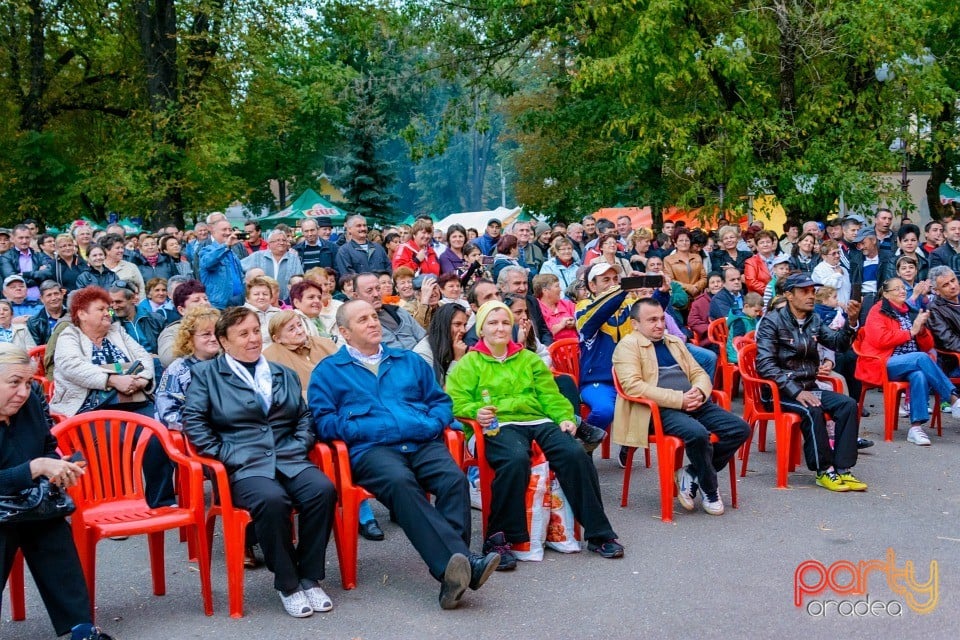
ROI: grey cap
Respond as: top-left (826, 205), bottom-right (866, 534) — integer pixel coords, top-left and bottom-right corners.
top-left (0, 228), bottom-right (10, 237)
top-left (772, 253), bottom-right (791, 266)
top-left (843, 213), bottom-right (867, 225)
top-left (853, 228), bottom-right (877, 243)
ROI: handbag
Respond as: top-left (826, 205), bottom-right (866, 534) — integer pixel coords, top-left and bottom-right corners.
top-left (0, 477), bottom-right (76, 524)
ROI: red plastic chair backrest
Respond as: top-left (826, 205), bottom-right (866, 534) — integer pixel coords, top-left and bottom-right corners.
top-left (737, 343), bottom-right (770, 409)
top-left (28, 346), bottom-right (46, 377)
top-left (52, 410), bottom-right (174, 507)
top-left (548, 338), bottom-right (580, 384)
top-left (708, 318), bottom-right (729, 366)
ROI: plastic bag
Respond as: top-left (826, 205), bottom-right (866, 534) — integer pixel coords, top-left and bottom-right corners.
top-left (512, 460), bottom-right (549, 562)
top-left (545, 477), bottom-right (580, 553)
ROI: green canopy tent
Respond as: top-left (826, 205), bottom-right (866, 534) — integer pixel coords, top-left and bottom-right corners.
top-left (940, 183), bottom-right (960, 205)
top-left (259, 189), bottom-right (349, 228)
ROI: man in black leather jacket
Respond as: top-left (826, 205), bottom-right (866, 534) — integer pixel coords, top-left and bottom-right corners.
top-left (927, 265), bottom-right (960, 375)
top-left (755, 274), bottom-right (866, 492)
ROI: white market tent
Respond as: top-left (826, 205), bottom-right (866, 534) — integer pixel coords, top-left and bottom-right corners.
top-left (434, 206), bottom-right (524, 232)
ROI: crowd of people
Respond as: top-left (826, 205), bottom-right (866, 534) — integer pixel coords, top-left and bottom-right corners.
top-left (5, 205), bottom-right (960, 636)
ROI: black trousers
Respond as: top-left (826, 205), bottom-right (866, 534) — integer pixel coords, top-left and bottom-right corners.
top-left (775, 390), bottom-right (859, 472)
top-left (352, 441), bottom-right (471, 581)
top-left (0, 518), bottom-right (92, 636)
top-left (659, 401), bottom-right (751, 495)
top-left (231, 467), bottom-right (336, 592)
top-left (483, 423), bottom-right (616, 544)
top-left (109, 402), bottom-right (176, 509)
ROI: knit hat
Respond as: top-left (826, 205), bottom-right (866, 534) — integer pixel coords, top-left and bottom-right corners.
top-left (534, 221), bottom-right (551, 237)
top-left (475, 300), bottom-right (515, 337)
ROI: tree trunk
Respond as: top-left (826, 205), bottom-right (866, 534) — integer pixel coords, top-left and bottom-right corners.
top-left (926, 100), bottom-right (956, 220)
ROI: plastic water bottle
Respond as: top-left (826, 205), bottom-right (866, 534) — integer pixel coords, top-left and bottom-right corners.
top-left (480, 389), bottom-right (500, 437)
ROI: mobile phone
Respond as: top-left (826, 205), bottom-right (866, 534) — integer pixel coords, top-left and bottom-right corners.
top-left (68, 451), bottom-right (87, 468)
top-left (481, 255), bottom-right (495, 266)
top-left (850, 283), bottom-right (862, 302)
top-left (234, 231), bottom-right (250, 241)
top-left (621, 275), bottom-right (663, 290)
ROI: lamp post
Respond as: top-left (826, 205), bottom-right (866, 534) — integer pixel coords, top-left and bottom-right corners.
top-left (498, 163), bottom-right (507, 208)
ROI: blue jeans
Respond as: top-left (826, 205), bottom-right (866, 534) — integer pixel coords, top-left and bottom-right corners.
top-left (687, 344), bottom-right (717, 382)
top-left (887, 351), bottom-right (957, 424)
top-left (580, 382), bottom-right (616, 430)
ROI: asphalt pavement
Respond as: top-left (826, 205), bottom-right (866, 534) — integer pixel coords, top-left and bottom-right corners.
top-left (4, 389), bottom-right (959, 639)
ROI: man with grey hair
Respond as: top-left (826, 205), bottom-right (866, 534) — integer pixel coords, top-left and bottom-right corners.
top-left (496, 265), bottom-right (553, 345)
top-left (198, 218), bottom-right (245, 308)
top-left (241, 228), bottom-right (304, 300)
top-left (927, 266), bottom-right (960, 366)
top-left (351, 272), bottom-right (424, 350)
top-left (581, 215), bottom-right (598, 242)
top-left (566, 223), bottom-right (585, 257)
top-left (334, 215), bottom-right (391, 275)
top-left (512, 221), bottom-right (544, 273)
top-left (308, 299), bottom-right (500, 609)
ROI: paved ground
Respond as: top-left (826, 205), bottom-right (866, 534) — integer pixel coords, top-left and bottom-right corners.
top-left (4, 389), bottom-right (959, 639)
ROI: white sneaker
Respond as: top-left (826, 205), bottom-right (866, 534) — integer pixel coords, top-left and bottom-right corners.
top-left (278, 590), bottom-right (313, 618)
top-left (303, 585), bottom-right (333, 612)
top-left (899, 402), bottom-right (909, 417)
top-left (674, 468), bottom-right (698, 511)
top-left (907, 426), bottom-right (931, 446)
top-left (941, 401), bottom-right (952, 414)
top-left (701, 490), bottom-right (724, 516)
top-left (951, 398), bottom-right (960, 417)
top-left (469, 478), bottom-right (482, 511)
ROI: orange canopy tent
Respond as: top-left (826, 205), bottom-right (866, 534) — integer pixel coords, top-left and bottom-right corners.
top-left (593, 206), bottom-right (748, 231)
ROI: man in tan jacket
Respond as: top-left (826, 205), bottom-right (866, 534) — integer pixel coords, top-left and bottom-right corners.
top-left (612, 298), bottom-right (749, 516)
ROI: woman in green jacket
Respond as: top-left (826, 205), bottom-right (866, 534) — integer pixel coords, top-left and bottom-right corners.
top-left (446, 301), bottom-right (624, 570)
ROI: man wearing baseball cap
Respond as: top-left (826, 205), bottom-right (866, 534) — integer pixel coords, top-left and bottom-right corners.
top-left (474, 219), bottom-right (502, 257)
top-left (756, 274), bottom-right (866, 492)
top-left (2, 274), bottom-right (43, 319)
top-left (576, 262), bottom-right (669, 458)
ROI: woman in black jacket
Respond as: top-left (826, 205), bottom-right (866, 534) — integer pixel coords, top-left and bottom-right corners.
top-left (0, 345), bottom-right (113, 639)
top-left (182, 306), bottom-right (336, 618)
top-left (73, 246), bottom-right (118, 291)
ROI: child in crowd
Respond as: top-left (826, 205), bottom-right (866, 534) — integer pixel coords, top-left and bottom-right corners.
top-left (813, 285), bottom-right (850, 395)
top-left (763, 254), bottom-right (792, 310)
top-left (726, 292), bottom-right (763, 364)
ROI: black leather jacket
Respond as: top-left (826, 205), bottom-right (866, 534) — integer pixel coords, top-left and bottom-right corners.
top-left (755, 305), bottom-right (856, 400)
top-left (928, 295), bottom-right (960, 353)
top-left (182, 357), bottom-right (315, 482)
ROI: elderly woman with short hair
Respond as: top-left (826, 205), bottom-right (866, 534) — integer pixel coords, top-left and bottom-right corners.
top-left (0, 345), bottom-right (115, 639)
top-left (183, 306), bottom-right (336, 618)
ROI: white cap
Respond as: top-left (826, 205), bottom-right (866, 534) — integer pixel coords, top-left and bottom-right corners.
top-left (587, 262), bottom-right (624, 282)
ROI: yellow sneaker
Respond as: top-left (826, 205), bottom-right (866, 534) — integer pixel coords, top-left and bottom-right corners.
top-left (815, 470), bottom-right (849, 492)
top-left (838, 473), bottom-right (867, 491)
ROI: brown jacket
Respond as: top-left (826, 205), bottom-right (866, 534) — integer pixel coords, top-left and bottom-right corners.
top-left (611, 331), bottom-right (712, 448)
top-left (663, 252), bottom-right (707, 300)
top-left (262, 336), bottom-right (338, 399)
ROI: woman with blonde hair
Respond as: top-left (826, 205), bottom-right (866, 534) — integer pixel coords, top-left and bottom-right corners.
top-left (244, 275), bottom-right (282, 346)
top-left (263, 310), bottom-right (337, 399)
top-left (155, 307), bottom-right (221, 432)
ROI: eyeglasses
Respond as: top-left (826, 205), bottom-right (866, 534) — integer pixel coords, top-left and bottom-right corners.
top-left (827, 251), bottom-right (841, 257)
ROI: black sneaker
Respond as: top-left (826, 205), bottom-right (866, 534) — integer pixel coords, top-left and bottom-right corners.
top-left (468, 552), bottom-right (500, 590)
top-left (482, 531), bottom-right (517, 571)
top-left (617, 445), bottom-right (631, 469)
top-left (575, 422), bottom-right (607, 445)
top-left (438, 553), bottom-right (471, 610)
top-left (587, 538), bottom-right (625, 559)
top-left (857, 438), bottom-right (875, 449)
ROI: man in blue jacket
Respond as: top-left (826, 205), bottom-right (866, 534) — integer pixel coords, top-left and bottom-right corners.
top-left (308, 299), bottom-right (499, 609)
top-left (198, 219), bottom-right (245, 309)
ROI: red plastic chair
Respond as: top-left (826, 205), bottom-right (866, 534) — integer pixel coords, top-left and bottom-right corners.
top-left (548, 338), bottom-right (611, 459)
top-left (708, 318), bottom-right (739, 397)
top-left (457, 418), bottom-right (580, 541)
top-left (52, 410), bottom-right (213, 620)
top-left (28, 345), bottom-right (45, 378)
top-left (4, 550), bottom-right (25, 621)
top-left (853, 333), bottom-right (940, 441)
top-left (738, 343), bottom-right (804, 487)
top-left (324, 428), bottom-right (466, 592)
top-left (611, 371), bottom-right (738, 522)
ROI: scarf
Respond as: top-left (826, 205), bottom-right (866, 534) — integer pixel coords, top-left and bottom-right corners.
top-left (345, 343), bottom-right (384, 367)
top-left (225, 354), bottom-right (273, 415)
